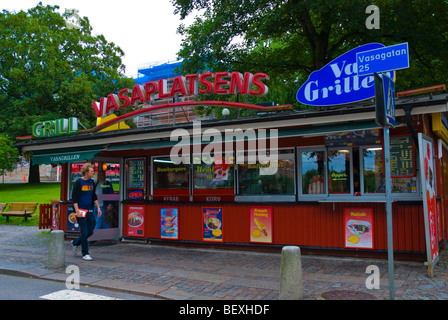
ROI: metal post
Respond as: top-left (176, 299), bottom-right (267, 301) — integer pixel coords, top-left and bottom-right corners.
top-left (383, 125), bottom-right (395, 300)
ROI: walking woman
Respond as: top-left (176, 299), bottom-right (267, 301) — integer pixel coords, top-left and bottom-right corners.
top-left (71, 163), bottom-right (102, 260)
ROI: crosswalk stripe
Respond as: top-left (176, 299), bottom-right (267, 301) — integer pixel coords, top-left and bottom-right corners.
top-left (40, 289), bottom-right (122, 300)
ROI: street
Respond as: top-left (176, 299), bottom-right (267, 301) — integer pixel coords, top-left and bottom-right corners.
top-left (0, 274), bottom-right (159, 300)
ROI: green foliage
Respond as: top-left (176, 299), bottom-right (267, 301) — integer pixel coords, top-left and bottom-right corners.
top-left (172, 0), bottom-right (448, 112)
top-left (0, 134), bottom-right (19, 175)
top-left (0, 3), bottom-right (135, 138)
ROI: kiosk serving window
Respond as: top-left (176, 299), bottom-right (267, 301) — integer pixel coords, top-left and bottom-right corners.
top-left (193, 153), bottom-right (235, 201)
top-left (301, 149), bottom-right (326, 195)
top-left (152, 156), bottom-right (190, 201)
top-left (298, 135), bottom-right (420, 201)
top-left (237, 149), bottom-right (295, 201)
top-left (193, 153), bottom-right (235, 190)
top-left (328, 149), bottom-right (352, 194)
top-left (361, 147), bottom-right (385, 194)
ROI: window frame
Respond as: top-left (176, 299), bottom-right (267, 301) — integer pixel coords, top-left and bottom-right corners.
top-left (151, 155), bottom-right (191, 196)
top-left (297, 146), bottom-right (328, 201)
top-left (326, 146), bottom-right (354, 197)
top-left (192, 151), bottom-right (236, 193)
top-left (235, 147), bottom-right (296, 202)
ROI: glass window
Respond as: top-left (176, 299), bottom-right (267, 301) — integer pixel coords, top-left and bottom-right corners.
top-left (238, 149), bottom-right (295, 196)
top-left (153, 156), bottom-right (190, 191)
top-left (95, 162), bottom-right (120, 229)
top-left (328, 149), bottom-right (351, 194)
top-left (362, 148), bottom-right (385, 194)
top-left (70, 163), bottom-right (84, 191)
top-left (301, 150), bottom-right (325, 195)
top-left (392, 177), bottom-right (417, 193)
top-left (193, 153), bottom-right (234, 190)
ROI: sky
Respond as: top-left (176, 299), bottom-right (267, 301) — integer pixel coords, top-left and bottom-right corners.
top-left (3, 0), bottom-right (197, 78)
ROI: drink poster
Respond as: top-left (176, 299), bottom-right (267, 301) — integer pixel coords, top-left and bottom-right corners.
top-left (203, 207), bottom-right (223, 242)
top-left (161, 207), bottom-right (179, 240)
top-left (343, 207), bottom-right (374, 249)
top-left (126, 205), bottom-right (145, 237)
top-left (418, 133), bottom-right (439, 276)
top-left (249, 207), bottom-right (273, 243)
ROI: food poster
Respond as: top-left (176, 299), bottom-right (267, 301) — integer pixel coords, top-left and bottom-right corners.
top-left (249, 207), bottom-right (273, 243)
top-left (418, 134), bottom-right (439, 267)
top-left (126, 205), bottom-right (145, 237)
top-left (203, 207), bottom-right (223, 242)
top-left (66, 205), bottom-right (79, 232)
top-left (343, 207), bottom-right (374, 249)
top-left (161, 207), bottom-right (179, 240)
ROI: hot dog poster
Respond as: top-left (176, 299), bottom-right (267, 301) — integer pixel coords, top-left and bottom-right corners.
top-left (161, 207), bottom-right (179, 240)
top-left (203, 207), bottom-right (223, 242)
top-left (249, 207), bottom-right (273, 244)
top-left (343, 207), bottom-right (374, 249)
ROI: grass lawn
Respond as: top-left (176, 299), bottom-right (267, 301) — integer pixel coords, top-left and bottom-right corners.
top-left (0, 183), bottom-right (61, 226)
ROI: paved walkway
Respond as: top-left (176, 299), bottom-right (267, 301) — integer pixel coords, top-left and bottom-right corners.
top-left (0, 225), bottom-right (447, 300)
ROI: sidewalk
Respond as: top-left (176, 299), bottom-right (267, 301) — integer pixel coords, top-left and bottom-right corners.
top-left (0, 225), bottom-right (446, 300)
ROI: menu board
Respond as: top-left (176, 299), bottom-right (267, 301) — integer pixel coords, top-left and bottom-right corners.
top-left (390, 135), bottom-right (415, 177)
top-left (127, 158), bottom-right (145, 189)
top-left (325, 132), bottom-right (352, 147)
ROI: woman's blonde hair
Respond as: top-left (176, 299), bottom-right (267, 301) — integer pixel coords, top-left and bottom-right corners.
top-left (81, 163), bottom-right (94, 176)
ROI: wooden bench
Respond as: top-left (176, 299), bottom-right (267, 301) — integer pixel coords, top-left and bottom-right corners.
top-left (0, 203), bottom-right (6, 213)
top-left (2, 202), bottom-right (38, 222)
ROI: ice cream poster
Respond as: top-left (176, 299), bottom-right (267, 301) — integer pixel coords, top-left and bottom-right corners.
top-left (250, 207), bottom-right (273, 244)
top-left (343, 207), bottom-right (374, 249)
top-left (161, 207), bottom-right (178, 240)
top-left (203, 207), bottom-right (223, 242)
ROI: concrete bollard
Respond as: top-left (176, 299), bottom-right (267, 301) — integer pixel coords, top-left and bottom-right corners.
top-left (279, 246), bottom-right (303, 300)
top-left (47, 230), bottom-right (65, 269)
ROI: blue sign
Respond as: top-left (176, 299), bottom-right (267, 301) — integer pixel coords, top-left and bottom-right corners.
top-left (297, 43), bottom-right (394, 106)
top-left (356, 42), bottom-right (409, 76)
top-left (382, 74), bottom-right (396, 127)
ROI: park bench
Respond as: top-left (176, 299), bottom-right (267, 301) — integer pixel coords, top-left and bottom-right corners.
top-left (2, 202), bottom-right (38, 222)
top-left (0, 203), bottom-right (6, 213)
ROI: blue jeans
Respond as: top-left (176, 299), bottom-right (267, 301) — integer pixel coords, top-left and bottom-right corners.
top-left (73, 209), bottom-right (96, 256)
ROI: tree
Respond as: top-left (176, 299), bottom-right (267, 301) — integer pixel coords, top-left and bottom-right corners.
top-left (172, 0), bottom-right (448, 110)
top-left (0, 134), bottom-right (19, 178)
top-left (0, 3), bottom-right (135, 182)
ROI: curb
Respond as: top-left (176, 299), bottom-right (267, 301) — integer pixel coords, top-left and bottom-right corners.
top-left (0, 267), bottom-right (169, 300)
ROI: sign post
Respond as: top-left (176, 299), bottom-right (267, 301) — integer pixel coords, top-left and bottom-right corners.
top-left (373, 74), bottom-right (394, 300)
top-left (359, 42), bottom-right (410, 300)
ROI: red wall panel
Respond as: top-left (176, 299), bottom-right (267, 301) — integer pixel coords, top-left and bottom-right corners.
top-left (128, 201), bottom-right (426, 254)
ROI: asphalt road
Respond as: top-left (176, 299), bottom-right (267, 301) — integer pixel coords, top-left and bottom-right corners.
top-left (0, 274), bottom-right (159, 300)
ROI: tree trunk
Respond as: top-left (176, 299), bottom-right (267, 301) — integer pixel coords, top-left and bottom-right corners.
top-left (29, 164), bottom-right (40, 184)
